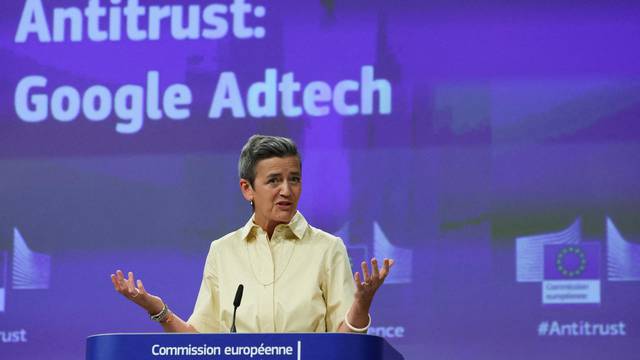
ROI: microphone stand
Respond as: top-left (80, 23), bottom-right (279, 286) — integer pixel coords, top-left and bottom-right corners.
top-left (230, 284), bottom-right (243, 333)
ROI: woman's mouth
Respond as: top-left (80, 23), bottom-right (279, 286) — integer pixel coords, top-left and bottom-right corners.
top-left (276, 201), bottom-right (292, 209)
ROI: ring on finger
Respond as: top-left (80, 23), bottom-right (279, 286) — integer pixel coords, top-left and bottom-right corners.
top-left (131, 288), bottom-right (140, 298)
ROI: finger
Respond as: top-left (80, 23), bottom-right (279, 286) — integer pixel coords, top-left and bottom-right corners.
top-left (117, 270), bottom-right (128, 290)
top-left (137, 279), bottom-right (146, 295)
top-left (371, 258), bottom-right (380, 278)
top-left (110, 274), bottom-right (119, 290)
top-left (354, 272), bottom-right (364, 291)
top-left (380, 259), bottom-right (390, 277)
top-left (127, 272), bottom-right (136, 294)
top-left (361, 261), bottom-right (370, 282)
top-left (116, 269), bottom-right (125, 282)
top-left (113, 272), bottom-right (125, 292)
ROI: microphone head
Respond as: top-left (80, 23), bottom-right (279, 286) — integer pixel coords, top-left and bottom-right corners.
top-left (233, 284), bottom-right (244, 308)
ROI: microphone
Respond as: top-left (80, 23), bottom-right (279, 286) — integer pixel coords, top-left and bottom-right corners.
top-left (230, 284), bottom-right (244, 333)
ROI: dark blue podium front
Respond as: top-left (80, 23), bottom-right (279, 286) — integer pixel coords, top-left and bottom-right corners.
top-left (86, 333), bottom-right (404, 360)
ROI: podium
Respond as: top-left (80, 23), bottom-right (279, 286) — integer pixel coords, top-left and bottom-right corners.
top-left (86, 333), bottom-right (404, 360)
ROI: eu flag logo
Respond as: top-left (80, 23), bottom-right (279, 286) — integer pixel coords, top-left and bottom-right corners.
top-left (544, 243), bottom-right (600, 280)
top-left (542, 243), bottom-right (601, 304)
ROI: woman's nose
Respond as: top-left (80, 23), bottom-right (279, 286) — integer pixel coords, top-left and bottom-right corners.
top-left (280, 181), bottom-right (291, 196)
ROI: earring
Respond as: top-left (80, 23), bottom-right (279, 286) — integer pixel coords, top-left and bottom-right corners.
top-left (250, 200), bottom-right (254, 207)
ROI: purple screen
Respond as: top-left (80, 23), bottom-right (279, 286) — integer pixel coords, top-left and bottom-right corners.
top-left (1, 0), bottom-right (639, 359)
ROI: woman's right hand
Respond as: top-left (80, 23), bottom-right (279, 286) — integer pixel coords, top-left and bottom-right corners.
top-left (110, 270), bottom-right (164, 315)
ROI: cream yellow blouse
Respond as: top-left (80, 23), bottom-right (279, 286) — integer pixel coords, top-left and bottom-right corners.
top-left (187, 212), bottom-right (355, 333)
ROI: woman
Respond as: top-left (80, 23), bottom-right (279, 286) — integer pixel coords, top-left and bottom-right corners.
top-left (111, 135), bottom-right (393, 333)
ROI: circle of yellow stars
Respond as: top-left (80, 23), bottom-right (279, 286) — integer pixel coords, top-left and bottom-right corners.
top-left (555, 246), bottom-right (587, 277)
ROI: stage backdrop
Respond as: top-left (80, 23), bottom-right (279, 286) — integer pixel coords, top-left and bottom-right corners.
top-left (1, 1), bottom-right (640, 359)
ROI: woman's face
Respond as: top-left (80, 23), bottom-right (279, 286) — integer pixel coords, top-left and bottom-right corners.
top-left (241, 156), bottom-right (302, 232)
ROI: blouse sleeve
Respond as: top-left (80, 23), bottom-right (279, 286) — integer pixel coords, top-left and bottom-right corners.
top-left (187, 241), bottom-right (221, 332)
top-left (323, 237), bottom-right (356, 332)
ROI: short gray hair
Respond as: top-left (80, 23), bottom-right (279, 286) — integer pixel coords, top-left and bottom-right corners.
top-left (239, 135), bottom-right (301, 186)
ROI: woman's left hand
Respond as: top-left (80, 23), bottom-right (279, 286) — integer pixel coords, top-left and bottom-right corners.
top-left (354, 258), bottom-right (394, 305)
